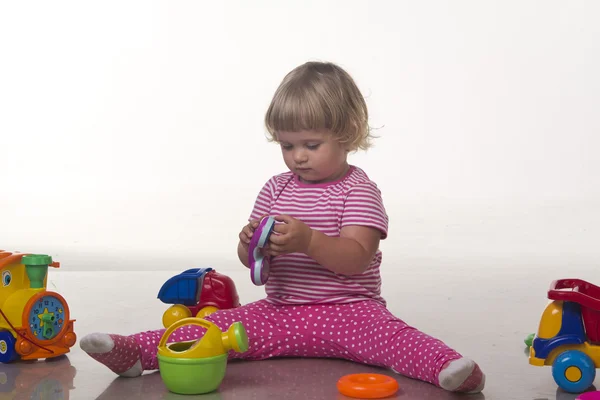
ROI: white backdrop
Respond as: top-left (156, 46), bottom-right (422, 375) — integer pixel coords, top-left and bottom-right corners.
top-left (1, 1), bottom-right (598, 276)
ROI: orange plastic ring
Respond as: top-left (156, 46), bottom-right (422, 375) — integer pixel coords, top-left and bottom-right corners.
top-left (337, 373), bottom-right (399, 399)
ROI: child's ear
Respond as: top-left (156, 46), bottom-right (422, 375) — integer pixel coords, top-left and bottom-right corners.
top-left (336, 136), bottom-right (354, 153)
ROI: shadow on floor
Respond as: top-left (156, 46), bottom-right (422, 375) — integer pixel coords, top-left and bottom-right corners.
top-left (94, 357), bottom-right (485, 400)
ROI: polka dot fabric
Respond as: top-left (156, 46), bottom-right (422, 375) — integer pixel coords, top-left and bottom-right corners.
top-left (130, 299), bottom-right (462, 387)
top-left (86, 334), bottom-right (141, 374)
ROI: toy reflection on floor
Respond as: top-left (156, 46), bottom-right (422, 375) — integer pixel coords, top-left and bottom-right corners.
top-left (529, 279), bottom-right (600, 394)
top-left (158, 268), bottom-right (240, 328)
top-left (0, 355), bottom-right (76, 400)
top-left (94, 368), bottom-right (223, 400)
top-left (0, 251), bottom-right (76, 363)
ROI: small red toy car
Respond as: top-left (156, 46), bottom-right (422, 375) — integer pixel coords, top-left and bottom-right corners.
top-left (157, 268), bottom-right (240, 327)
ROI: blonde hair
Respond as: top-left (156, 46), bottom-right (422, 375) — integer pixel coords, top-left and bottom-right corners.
top-left (265, 61), bottom-right (374, 151)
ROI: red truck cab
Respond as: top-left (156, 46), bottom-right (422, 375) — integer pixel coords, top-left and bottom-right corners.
top-left (158, 268), bottom-right (240, 327)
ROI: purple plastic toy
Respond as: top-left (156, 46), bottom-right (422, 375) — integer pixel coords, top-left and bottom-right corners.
top-left (248, 216), bottom-right (276, 286)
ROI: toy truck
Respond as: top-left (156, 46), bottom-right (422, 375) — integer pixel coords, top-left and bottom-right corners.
top-left (529, 279), bottom-right (600, 393)
top-left (158, 268), bottom-right (240, 328)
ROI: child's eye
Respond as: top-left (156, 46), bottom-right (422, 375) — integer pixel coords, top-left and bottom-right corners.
top-left (281, 144), bottom-right (293, 150)
top-left (306, 143), bottom-right (320, 150)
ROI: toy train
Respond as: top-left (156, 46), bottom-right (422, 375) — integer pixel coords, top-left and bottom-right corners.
top-left (0, 251), bottom-right (76, 363)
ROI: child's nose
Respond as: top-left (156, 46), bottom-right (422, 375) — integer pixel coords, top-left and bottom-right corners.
top-left (294, 150), bottom-right (308, 163)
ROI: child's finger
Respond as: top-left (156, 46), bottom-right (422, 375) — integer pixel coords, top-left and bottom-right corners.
top-left (273, 223), bottom-right (289, 234)
top-left (267, 242), bottom-right (285, 253)
top-left (268, 232), bottom-right (286, 245)
top-left (274, 214), bottom-right (293, 224)
top-left (268, 249), bottom-right (284, 257)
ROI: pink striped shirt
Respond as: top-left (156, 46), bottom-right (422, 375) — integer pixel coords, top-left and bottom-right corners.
top-left (249, 165), bottom-right (389, 306)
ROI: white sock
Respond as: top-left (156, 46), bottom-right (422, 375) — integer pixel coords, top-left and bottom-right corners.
top-left (438, 357), bottom-right (483, 392)
top-left (80, 333), bottom-right (143, 377)
top-left (80, 332), bottom-right (115, 353)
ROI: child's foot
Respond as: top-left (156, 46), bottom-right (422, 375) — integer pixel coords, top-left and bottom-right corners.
top-left (80, 333), bottom-right (143, 377)
top-left (439, 357), bottom-right (485, 393)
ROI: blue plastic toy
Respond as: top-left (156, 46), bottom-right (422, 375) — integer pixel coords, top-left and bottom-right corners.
top-left (158, 268), bottom-right (213, 306)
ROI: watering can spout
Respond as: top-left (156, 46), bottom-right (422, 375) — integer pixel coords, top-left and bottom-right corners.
top-left (222, 322), bottom-right (248, 353)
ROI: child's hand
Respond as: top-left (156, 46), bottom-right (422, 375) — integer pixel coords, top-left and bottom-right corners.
top-left (267, 215), bottom-right (313, 256)
top-left (239, 215), bottom-right (267, 251)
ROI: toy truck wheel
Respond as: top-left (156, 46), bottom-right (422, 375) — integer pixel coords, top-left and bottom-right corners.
top-left (552, 350), bottom-right (596, 393)
top-left (0, 331), bottom-right (19, 364)
top-left (196, 306), bottom-right (219, 319)
top-left (162, 304), bottom-right (192, 328)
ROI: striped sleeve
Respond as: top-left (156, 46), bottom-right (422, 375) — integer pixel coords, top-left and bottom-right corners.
top-left (249, 177), bottom-right (276, 221)
top-left (341, 181), bottom-right (389, 239)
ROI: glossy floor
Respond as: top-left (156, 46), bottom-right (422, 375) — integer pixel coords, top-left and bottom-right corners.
top-left (1, 261), bottom-right (599, 400)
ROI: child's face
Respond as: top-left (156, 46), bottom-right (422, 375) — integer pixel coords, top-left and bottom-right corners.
top-left (276, 130), bottom-right (349, 184)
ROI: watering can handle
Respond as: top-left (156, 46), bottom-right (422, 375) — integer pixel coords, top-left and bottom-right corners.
top-left (158, 317), bottom-right (214, 349)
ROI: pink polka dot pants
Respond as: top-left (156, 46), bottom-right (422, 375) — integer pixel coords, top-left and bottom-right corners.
top-left (130, 299), bottom-right (462, 386)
